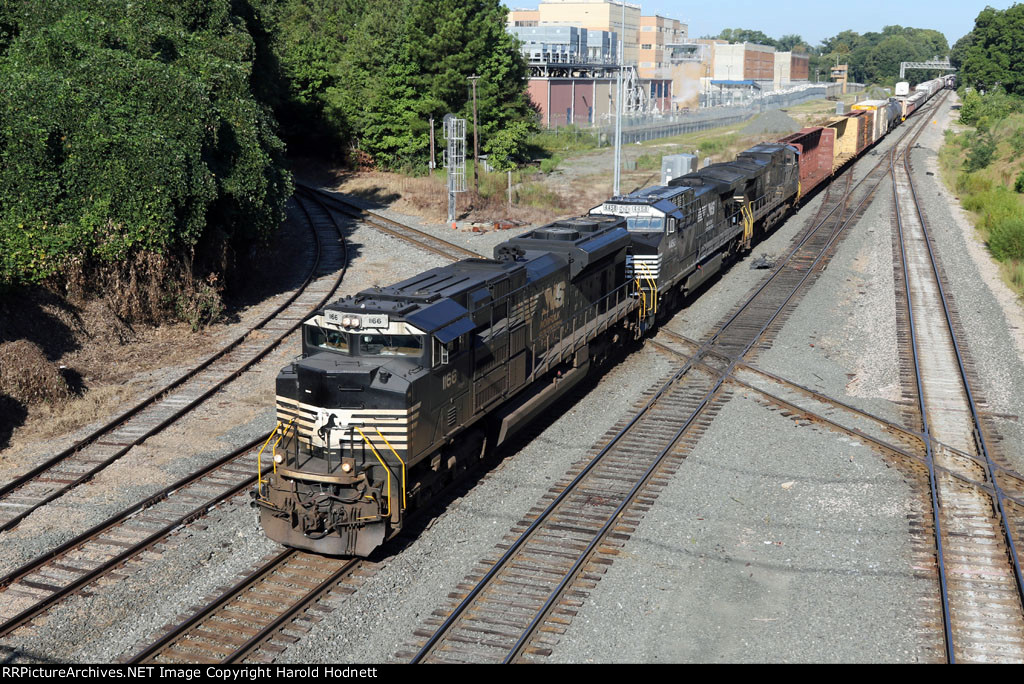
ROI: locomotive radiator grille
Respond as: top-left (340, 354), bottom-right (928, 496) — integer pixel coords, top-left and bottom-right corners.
top-left (626, 254), bottom-right (662, 280)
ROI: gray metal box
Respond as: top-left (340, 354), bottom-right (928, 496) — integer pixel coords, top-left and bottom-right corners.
top-left (661, 154), bottom-right (697, 184)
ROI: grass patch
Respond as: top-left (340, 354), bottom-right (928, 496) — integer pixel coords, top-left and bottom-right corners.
top-left (513, 182), bottom-right (572, 211)
top-left (539, 156), bottom-right (562, 174)
top-left (529, 126), bottom-right (601, 155)
top-left (940, 105), bottom-right (1024, 299)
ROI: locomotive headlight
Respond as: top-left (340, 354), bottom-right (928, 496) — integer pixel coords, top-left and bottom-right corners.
top-left (273, 453), bottom-right (284, 464)
top-left (341, 462), bottom-right (352, 473)
top-left (342, 316), bottom-right (354, 327)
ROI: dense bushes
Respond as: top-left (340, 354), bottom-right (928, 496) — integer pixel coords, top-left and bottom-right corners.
top-left (0, 0), bottom-right (292, 292)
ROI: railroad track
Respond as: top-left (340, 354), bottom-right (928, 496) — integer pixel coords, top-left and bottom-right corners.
top-left (649, 329), bottom-right (1024, 516)
top-left (889, 110), bottom-right (1024, 662)
top-left (126, 550), bottom-right (369, 664)
top-left (296, 183), bottom-right (484, 261)
top-left (397, 109), bottom-right (941, 663)
top-left (0, 435), bottom-right (270, 639)
top-left (0, 192), bottom-right (350, 536)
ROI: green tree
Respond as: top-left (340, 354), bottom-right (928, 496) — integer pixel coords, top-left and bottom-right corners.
top-left (718, 28), bottom-right (776, 47)
top-left (0, 0), bottom-right (291, 287)
top-left (957, 4), bottom-right (1024, 96)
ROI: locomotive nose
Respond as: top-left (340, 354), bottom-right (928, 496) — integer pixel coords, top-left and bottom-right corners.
top-left (295, 361), bottom-right (375, 404)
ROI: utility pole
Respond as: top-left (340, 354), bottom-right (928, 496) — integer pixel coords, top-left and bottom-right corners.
top-left (612, 2), bottom-right (624, 196)
top-left (468, 74), bottom-right (480, 193)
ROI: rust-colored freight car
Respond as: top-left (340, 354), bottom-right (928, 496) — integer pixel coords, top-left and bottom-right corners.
top-left (777, 126), bottom-right (835, 198)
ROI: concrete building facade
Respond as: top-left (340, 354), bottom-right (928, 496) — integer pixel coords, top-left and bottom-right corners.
top-left (711, 43), bottom-right (775, 82)
top-left (637, 14), bottom-right (687, 79)
top-left (774, 51), bottom-right (791, 90)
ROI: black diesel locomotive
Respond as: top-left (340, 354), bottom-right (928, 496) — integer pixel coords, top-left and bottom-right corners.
top-left (253, 83), bottom-right (948, 556)
top-left (590, 143), bottom-right (798, 316)
top-left (252, 216), bottom-right (643, 556)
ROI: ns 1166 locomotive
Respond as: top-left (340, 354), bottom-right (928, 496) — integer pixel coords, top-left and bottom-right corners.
top-left (251, 215), bottom-right (647, 556)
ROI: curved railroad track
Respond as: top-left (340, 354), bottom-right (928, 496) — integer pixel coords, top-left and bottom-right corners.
top-left (398, 104), bottom-right (942, 663)
top-left (0, 192), bottom-right (349, 535)
top-left (295, 182), bottom-right (484, 261)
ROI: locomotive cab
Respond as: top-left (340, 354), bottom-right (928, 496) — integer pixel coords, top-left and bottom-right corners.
top-left (256, 299), bottom-right (463, 556)
top-left (590, 186), bottom-right (694, 317)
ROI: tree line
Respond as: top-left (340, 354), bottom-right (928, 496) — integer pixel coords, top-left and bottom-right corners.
top-left (951, 4), bottom-right (1024, 97)
top-left (0, 0), bottom-right (535, 312)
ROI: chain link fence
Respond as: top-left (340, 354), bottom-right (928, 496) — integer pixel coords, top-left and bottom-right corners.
top-left (544, 83), bottom-right (865, 144)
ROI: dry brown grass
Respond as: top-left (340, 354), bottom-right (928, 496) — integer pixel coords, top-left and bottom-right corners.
top-left (17, 385), bottom-right (134, 441)
top-left (332, 170), bottom-right (603, 225)
top-left (0, 340), bottom-right (71, 405)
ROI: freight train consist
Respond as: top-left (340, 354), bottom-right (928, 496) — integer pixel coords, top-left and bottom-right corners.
top-left (251, 77), bottom-right (950, 556)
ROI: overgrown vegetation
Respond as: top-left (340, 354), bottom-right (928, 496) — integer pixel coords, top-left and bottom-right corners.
top-left (0, 0), bottom-right (292, 321)
top-left (937, 6), bottom-right (1024, 299)
top-left (951, 4), bottom-right (1024, 97)
top-left (941, 99), bottom-right (1024, 297)
top-left (266, 0), bottom-right (536, 170)
top-left (0, 0), bottom-right (536, 334)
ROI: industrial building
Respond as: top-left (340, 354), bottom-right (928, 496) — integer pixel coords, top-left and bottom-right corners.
top-left (507, 0), bottom-right (676, 124)
top-left (506, 0), bottom-right (813, 119)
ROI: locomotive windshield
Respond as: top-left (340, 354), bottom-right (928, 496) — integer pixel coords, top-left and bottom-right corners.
top-left (626, 216), bottom-right (664, 232)
top-left (358, 333), bottom-right (424, 357)
top-left (307, 326), bottom-right (351, 353)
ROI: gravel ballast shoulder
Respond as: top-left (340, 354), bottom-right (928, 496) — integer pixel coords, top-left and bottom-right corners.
top-left (545, 392), bottom-right (928, 663)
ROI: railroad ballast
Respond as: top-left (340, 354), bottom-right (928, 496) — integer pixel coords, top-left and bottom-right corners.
top-left (250, 77), bottom-right (950, 557)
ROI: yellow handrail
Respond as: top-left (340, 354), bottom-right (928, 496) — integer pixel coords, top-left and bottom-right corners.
top-left (633, 277), bottom-right (647, 325)
top-left (256, 429), bottom-right (276, 494)
top-left (271, 419), bottom-right (294, 476)
top-left (353, 426), bottom-right (392, 522)
top-left (742, 203), bottom-right (754, 247)
top-left (635, 259), bottom-right (658, 316)
top-left (375, 428), bottom-right (407, 509)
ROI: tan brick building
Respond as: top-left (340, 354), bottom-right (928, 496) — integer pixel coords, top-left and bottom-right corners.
top-left (637, 14), bottom-right (687, 79)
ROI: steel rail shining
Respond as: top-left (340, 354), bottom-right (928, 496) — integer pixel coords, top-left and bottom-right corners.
top-left (889, 96), bottom-right (955, 661)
